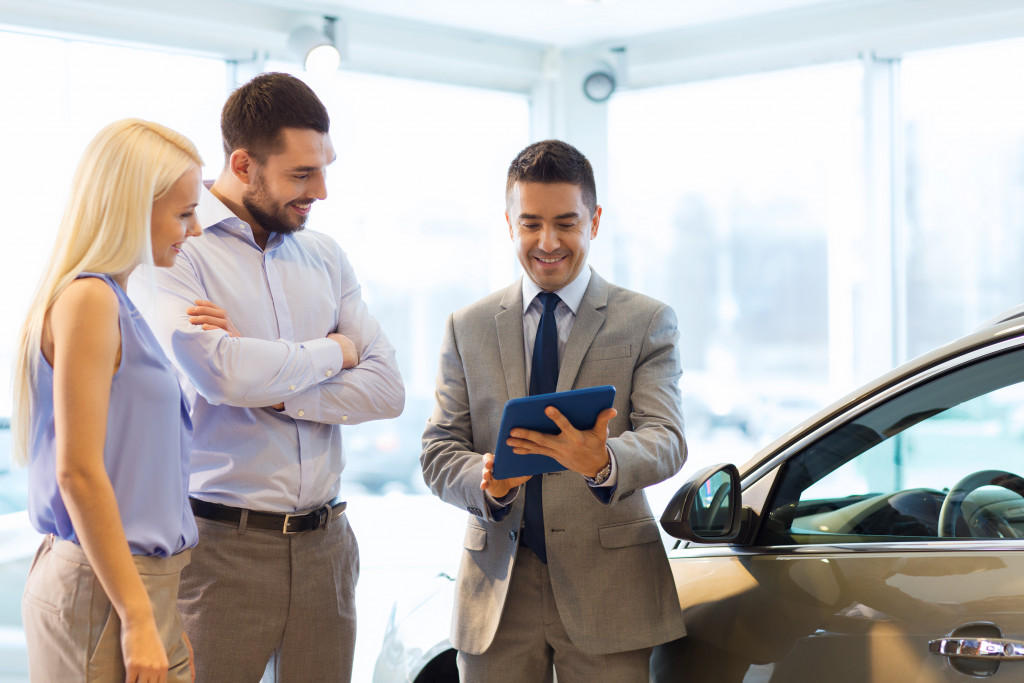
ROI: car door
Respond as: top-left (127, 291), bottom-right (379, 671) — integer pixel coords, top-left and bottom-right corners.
top-left (656, 340), bottom-right (1024, 682)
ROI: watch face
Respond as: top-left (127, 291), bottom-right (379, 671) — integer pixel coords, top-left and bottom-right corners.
top-left (583, 70), bottom-right (616, 102)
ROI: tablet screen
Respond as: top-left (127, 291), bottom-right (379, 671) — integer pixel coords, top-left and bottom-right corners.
top-left (492, 385), bottom-right (616, 479)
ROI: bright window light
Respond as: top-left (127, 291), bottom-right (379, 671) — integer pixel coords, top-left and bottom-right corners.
top-left (901, 38), bottom-right (1024, 358)
top-left (608, 62), bottom-right (863, 457)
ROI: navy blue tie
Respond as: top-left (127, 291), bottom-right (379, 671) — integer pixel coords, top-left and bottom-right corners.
top-left (522, 292), bottom-right (560, 563)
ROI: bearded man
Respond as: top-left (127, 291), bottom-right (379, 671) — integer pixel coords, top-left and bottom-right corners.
top-left (138, 72), bottom-right (404, 682)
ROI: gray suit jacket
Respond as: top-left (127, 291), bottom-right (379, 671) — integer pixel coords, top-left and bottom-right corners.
top-left (421, 269), bottom-right (687, 656)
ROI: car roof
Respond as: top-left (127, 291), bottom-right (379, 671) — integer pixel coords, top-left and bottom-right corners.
top-left (738, 311), bottom-right (1024, 478)
top-left (981, 303), bottom-right (1024, 328)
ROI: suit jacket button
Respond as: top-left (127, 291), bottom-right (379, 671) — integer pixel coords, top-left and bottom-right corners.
top-left (509, 530), bottom-right (517, 542)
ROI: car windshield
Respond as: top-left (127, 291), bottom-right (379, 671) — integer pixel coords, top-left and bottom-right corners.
top-left (759, 347), bottom-right (1024, 544)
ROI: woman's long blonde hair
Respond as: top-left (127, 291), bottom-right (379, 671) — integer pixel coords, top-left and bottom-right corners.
top-left (11, 118), bottom-right (202, 466)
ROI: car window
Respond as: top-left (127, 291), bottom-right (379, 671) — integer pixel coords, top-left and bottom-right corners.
top-left (758, 348), bottom-right (1024, 545)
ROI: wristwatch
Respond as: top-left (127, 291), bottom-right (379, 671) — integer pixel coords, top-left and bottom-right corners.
top-left (584, 458), bottom-right (612, 486)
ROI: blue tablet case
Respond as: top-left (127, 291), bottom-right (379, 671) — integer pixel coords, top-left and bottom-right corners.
top-left (492, 385), bottom-right (616, 479)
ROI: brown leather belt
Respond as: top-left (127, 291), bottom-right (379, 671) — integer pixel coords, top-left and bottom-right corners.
top-left (189, 497), bottom-right (346, 534)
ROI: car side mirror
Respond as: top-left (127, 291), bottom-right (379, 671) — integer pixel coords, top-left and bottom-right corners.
top-left (660, 463), bottom-right (742, 542)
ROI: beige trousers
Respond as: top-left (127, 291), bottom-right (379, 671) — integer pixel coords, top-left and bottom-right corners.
top-left (457, 547), bottom-right (653, 683)
top-left (22, 535), bottom-right (192, 683)
top-left (178, 513), bottom-right (359, 682)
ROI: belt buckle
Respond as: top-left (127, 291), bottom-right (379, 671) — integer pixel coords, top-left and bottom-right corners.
top-left (282, 504), bottom-right (333, 534)
top-left (282, 511), bottom-right (301, 534)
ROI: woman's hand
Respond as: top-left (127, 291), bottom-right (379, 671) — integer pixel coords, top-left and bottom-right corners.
top-left (187, 300), bottom-right (240, 337)
top-left (121, 614), bottom-right (169, 683)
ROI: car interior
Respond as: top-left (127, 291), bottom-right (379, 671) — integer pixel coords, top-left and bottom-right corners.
top-left (757, 347), bottom-right (1024, 546)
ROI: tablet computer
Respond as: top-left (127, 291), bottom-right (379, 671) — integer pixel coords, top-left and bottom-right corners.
top-left (492, 385), bottom-right (616, 479)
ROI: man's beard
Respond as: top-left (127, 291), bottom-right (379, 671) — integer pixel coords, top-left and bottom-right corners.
top-left (242, 171), bottom-right (308, 236)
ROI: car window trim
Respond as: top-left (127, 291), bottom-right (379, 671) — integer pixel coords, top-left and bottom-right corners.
top-left (672, 538), bottom-right (1024, 559)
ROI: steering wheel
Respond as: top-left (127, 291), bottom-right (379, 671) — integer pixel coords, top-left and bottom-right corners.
top-left (938, 470), bottom-right (1024, 537)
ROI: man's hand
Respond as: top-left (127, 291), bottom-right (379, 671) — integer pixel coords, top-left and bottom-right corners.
top-left (187, 299), bottom-right (241, 337)
top-left (327, 332), bottom-right (359, 369)
top-left (481, 452), bottom-right (530, 498)
top-left (506, 407), bottom-right (617, 478)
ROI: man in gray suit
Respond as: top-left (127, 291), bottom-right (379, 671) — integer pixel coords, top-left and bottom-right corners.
top-left (421, 139), bottom-right (686, 682)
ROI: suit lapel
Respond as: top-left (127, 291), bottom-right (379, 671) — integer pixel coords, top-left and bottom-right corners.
top-left (558, 270), bottom-right (609, 392)
top-left (496, 278), bottom-right (528, 400)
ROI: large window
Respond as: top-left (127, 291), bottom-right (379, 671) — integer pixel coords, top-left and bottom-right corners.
top-left (607, 62), bottom-right (864, 456)
top-left (611, 40), bottom-right (1024, 464)
top-left (901, 40), bottom-right (1024, 358)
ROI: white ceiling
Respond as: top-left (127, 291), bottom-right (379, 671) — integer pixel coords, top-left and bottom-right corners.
top-left (5, 0), bottom-right (1024, 93)
top-left (242, 0), bottom-right (877, 47)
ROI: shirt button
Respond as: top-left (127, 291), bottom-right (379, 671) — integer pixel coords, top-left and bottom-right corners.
top-left (297, 409), bottom-right (305, 417)
top-left (509, 530), bottom-right (517, 542)
top-left (326, 369), bottom-right (334, 377)
top-left (289, 385), bottom-right (296, 391)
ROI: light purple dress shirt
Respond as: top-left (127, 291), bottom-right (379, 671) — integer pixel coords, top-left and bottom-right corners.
top-left (136, 188), bottom-right (404, 513)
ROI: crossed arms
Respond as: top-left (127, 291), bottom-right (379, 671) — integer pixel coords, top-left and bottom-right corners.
top-left (143, 247), bottom-right (404, 424)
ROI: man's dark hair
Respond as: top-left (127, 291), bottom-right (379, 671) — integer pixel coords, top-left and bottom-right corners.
top-left (221, 72), bottom-right (330, 163)
top-left (505, 139), bottom-right (597, 215)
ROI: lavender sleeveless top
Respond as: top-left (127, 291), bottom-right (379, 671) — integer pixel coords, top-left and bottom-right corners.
top-left (27, 273), bottom-right (197, 556)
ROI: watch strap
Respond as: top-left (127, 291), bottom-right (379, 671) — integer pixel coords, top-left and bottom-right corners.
top-left (584, 458), bottom-right (612, 486)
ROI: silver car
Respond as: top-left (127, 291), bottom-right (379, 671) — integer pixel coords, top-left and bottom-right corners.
top-left (377, 311), bottom-right (1024, 682)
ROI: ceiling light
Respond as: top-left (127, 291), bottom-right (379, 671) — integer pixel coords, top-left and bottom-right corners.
top-left (288, 17), bottom-right (345, 74)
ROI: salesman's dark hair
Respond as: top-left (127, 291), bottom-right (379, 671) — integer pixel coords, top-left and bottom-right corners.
top-left (221, 72), bottom-right (330, 163)
top-left (505, 139), bottom-right (597, 215)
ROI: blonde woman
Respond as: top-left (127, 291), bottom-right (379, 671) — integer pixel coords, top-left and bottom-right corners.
top-left (12, 119), bottom-right (204, 683)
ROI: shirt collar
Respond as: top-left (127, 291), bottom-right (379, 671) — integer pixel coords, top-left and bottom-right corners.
top-left (195, 185), bottom-right (264, 247)
top-left (522, 266), bottom-right (592, 316)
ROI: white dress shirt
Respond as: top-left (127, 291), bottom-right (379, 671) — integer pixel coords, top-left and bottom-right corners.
top-left (521, 267), bottom-right (618, 489)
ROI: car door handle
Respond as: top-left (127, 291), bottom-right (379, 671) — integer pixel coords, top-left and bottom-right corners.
top-left (930, 637), bottom-right (1024, 660)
